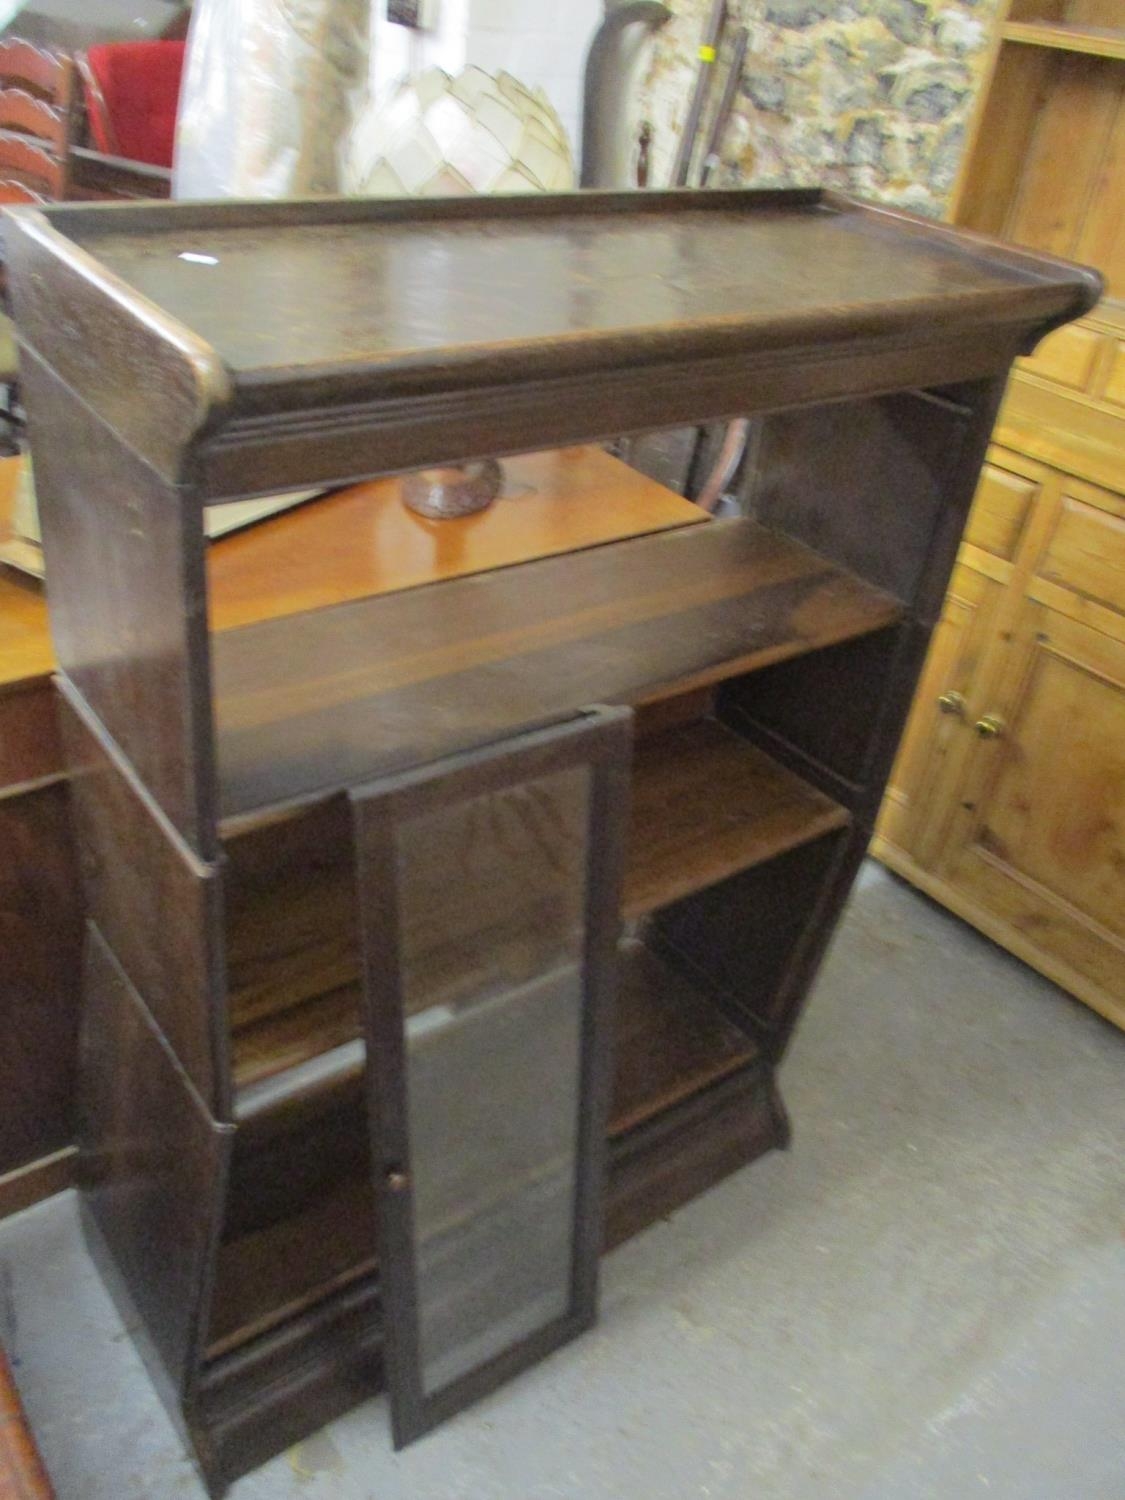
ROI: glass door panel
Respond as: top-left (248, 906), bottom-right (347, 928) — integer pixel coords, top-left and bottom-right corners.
top-left (350, 708), bottom-right (629, 1446)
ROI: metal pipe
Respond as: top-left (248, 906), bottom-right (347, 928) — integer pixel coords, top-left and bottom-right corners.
top-left (699, 24), bottom-right (748, 187)
top-left (696, 418), bottom-right (749, 514)
top-left (670, 0), bottom-right (726, 187)
top-left (580, 2), bottom-right (671, 190)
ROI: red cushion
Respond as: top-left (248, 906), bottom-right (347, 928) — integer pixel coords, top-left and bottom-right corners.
top-left (83, 41), bottom-right (185, 169)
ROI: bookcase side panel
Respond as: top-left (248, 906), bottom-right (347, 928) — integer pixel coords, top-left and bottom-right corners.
top-left (20, 352), bottom-right (219, 858)
top-left (77, 924), bottom-right (232, 1413)
top-left (60, 694), bottom-right (232, 1116)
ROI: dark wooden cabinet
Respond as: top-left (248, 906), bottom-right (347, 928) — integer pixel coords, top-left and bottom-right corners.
top-left (2, 187), bottom-right (1098, 1492)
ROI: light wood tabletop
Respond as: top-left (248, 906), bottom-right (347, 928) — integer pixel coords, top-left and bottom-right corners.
top-left (1, 447), bottom-right (705, 690)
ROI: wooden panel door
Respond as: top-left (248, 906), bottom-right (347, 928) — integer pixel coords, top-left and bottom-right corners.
top-left (877, 451), bottom-right (1043, 866)
top-left (878, 560), bottom-right (1007, 865)
top-left (936, 601), bottom-right (1125, 1027)
top-left (351, 707), bottom-right (630, 1448)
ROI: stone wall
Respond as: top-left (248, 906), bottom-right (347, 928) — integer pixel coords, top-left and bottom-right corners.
top-left (638, 0), bottom-right (1002, 216)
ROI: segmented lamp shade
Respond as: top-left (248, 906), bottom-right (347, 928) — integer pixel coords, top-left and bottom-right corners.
top-left (344, 64), bottom-right (574, 196)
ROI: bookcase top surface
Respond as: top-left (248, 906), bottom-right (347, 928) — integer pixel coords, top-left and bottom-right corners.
top-left (22, 188), bottom-right (1101, 370)
top-left (3, 188), bottom-right (1102, 486)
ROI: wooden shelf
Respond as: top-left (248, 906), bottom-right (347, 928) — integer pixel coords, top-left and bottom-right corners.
top-left (610, 940), bottom-right (759, 1137)
top-left (1003, 20), bottom-right (1125, 59)
top-left (227, 719), bottom-right (843, 1096)
top-left (215, 517), bottom-right (901, 827)
top-left (0, 448), bottom-right (703, 684)
top-left (232, 937), bottom-right (758, 1141)
top-left (625, 720), bottom-right (848, 918)
top-left (216, 937), bottom-right (761, 1355)
top-left (232, 984), bottom-right (361, 1094)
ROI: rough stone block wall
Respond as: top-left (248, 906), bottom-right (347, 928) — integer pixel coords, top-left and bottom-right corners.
top-left (639, 0), bottom-right (1003, 216)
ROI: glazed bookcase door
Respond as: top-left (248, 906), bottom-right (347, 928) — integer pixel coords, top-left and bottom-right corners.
top-left (350, 708), bottom-right (630, 1448)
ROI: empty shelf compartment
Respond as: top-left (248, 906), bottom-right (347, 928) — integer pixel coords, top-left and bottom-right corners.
top-left (214, 516), bottom-right (902, 826)
top-left (625, 719), bottom-right (849, 917)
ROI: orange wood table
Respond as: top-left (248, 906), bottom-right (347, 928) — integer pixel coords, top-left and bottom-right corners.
top-left (0, 1348), bottom-right (53, 1500)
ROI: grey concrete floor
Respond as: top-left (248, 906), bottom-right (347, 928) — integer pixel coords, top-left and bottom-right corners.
top-left (2, 862), bottom-right (1123, 1500)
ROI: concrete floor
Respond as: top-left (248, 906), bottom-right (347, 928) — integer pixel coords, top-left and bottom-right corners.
top-left (2, 862), bottom-right (1123, 1500)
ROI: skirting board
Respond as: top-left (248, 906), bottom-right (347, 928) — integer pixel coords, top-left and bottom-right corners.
top-left (0, 1147), bottom-right (75, 1221)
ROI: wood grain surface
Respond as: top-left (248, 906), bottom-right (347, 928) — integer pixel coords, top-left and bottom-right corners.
top-left (27, 191), bottom-right (1099, 408)
top-left (60, 695), bottom-right (231, 1116)
top-left (652, 832), bottom-right (846, 1033)
top-left (206, 447), bottom-right (704, 631)
top-left (227, 931), bottom-right (760, 1129)
top-left (211, 935), bottom-right (761, 1353)
top-left (625, 720), bottom-right (848, 918)
top-left (0, 449), bottom-right (700, 681)
top-left (21, 354), bottom-right (217, 853)
top-left (214, 517), bottom-right (902, 822)
top-left (4, 190), bottom-right (1099, 488)
top-left (221, 712), bottom-right (849, 1092)
top-left (0, 446), bottom-right (698, 1192)
top-left (0, 784), bottom-right (79, 1177)
top-left (77, 925), bottom-right (232, 1399)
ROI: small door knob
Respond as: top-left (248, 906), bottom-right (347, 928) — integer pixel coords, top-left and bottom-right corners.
top-left (385, 1170), bottom-right (411, 1194)
top-left (937, 690), bottom-right (966, 717)
top-left (974, 714), bottom-right (1005, 739)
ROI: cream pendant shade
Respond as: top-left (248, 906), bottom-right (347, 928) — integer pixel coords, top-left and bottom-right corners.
top-left (344, 64), bottom-right (574, 197)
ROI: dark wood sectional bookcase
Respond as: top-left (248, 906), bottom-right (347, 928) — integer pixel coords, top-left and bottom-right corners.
top-left (3, 188), bottom-right (1098, 1489)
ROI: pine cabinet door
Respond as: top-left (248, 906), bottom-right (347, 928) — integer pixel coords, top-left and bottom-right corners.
top-left (877, 452), bottom-right (1045, 866)
top-left (878, 560), bottom-right (1008, 865)
top-left (936, 601), bottom-right (1125, 1027)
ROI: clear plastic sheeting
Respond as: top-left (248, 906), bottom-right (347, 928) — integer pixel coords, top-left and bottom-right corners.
top-left (173, 0), bottom-right (371, 199)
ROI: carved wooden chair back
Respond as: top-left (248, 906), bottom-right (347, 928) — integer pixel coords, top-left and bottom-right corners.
top-left (0, 39), bottom-right (77, 204)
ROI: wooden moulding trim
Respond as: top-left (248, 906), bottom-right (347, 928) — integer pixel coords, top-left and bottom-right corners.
top-left (39, 186), bottom-right (1097, 349)
top-left (197, 331), bottom-right (1031, 503)
top-left (3, 208), bottom-right (233, 480)
top-left (0, 770), bottom-right (67, 802)
top-left (1001, 20), bottom-right (1125, 63)
top-left (0, 1147), bottom-right (75, 1220)
top-left (42, 185), bottom-right (827, 238)
top-left (11, 188), bottom-right (1097, 487)
top-left (221, 294), bottom-right (1075, 418)
top-left (822, 191), bottom-right (1105, 342)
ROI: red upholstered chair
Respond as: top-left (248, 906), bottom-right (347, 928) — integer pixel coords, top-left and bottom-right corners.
top-left (81, 40), bottom-right (185, 170)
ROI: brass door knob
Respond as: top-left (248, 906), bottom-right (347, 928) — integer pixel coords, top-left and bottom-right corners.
top-left (974, 714), bottom-right (1005, 739)
top-left (937, 690), bottom-right (966, 717)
